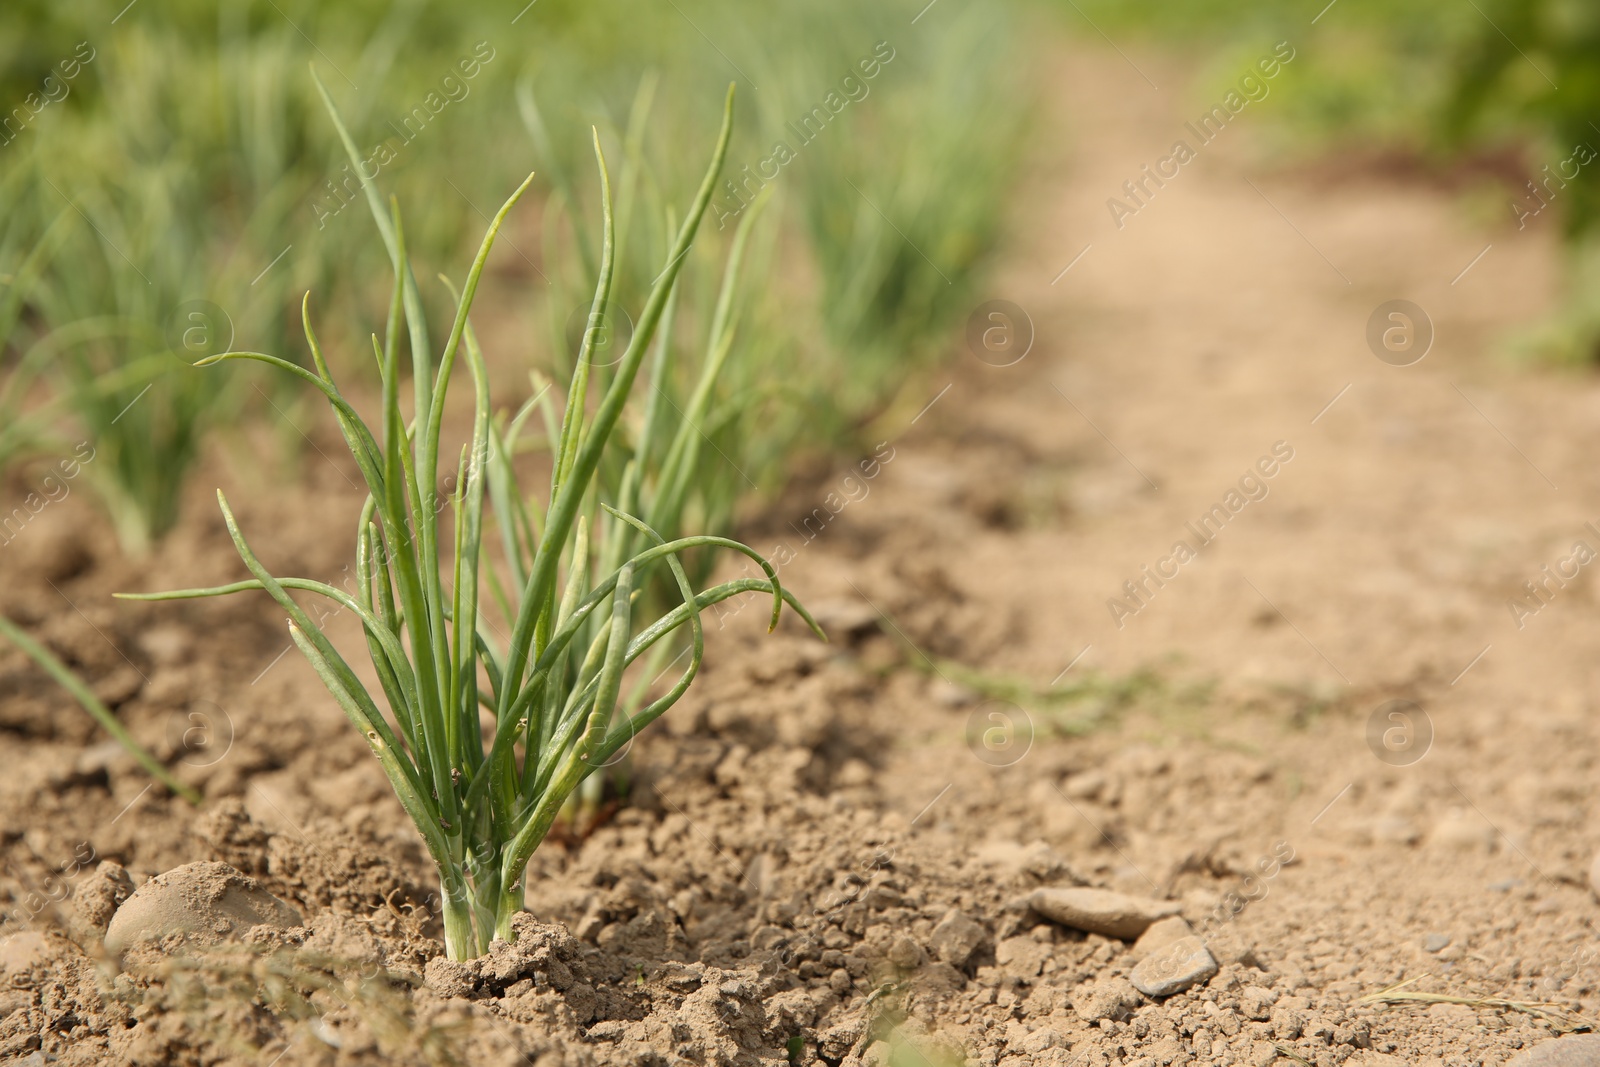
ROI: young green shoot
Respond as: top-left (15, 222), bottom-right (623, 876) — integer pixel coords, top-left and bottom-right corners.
top-left (120, 84), bottom-right (821, 960)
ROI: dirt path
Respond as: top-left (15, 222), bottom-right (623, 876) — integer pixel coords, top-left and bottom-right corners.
top-left (735, 39), bottom-right (1600, 1067)
top-left (3, 36), bottom-right (1598, 1067)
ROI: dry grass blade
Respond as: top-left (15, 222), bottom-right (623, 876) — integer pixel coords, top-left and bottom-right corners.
top-left (1359, 974), bottom-right (1598, 1032)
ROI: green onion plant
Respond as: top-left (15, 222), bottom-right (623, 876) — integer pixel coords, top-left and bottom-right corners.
top-left (514, 78), bottom-right (784, 827)
top-left (525, 75), bottom-right (779, 615)
top-left (121, 85), bottom-right (821, 960)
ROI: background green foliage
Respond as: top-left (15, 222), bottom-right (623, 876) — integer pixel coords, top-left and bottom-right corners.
top-left (0, 0), bottom-right (1030, 550)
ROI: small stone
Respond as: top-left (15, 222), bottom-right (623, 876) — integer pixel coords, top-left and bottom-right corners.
top-left (1428, 812), bottom-right (1494, 851)
top-left (909, 961), bottom-right (967, 999)
top-left (1423, 933), bottom-right (1451, 953)
top-left (1028, 887), bottom-right (1181, 939)
top-left (104, 861), bottom-right (301, 954)
top-left (862, 1039), bottom-right (893, 1067)
top-left (1128, 915), bottom-right (1193, 961)
top-left (927, 909), bottom-right (987, 969)
top-left (1504, 1033), bottom-right (1600, 1066)
top-left (1589, 852), bottom-right (1600, 900)
top-left (1129, 935), bottom-right (1217, 997)
top-left (1204, 924), bottom-right (1262, 969)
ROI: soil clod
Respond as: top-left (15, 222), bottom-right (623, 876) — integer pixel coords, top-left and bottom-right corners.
top-left (1070, 977), bottom-right (1141, 1022)
top-left (927, 908), bottom-right (988, 969)
top-left (71, 861), bottom-right (135, 935)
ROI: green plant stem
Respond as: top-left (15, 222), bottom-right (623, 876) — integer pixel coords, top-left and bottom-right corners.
top-left (440, 874), bottom-right (478, 960)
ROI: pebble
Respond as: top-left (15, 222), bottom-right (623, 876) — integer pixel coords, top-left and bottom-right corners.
top-left (1028, 887), bottom-right (1181, 939)
top-left (1429, 813), bottom-right (1495, 851)
top-left (105, 861), bottom-right (301, 954)
top-left (1423, 933), bottom-right (1451, 953)
top-left (1129, 915), bottom-right (1194, 961)
top-left (1589, 851), bottom-right (1600, 900)
top-left (1504, 1033), bottom-right (1600, 1066)
top-left (1129, 935), bottom-right (1218, 997)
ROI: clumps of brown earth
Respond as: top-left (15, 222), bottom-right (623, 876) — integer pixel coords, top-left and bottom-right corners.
top-left (0, 852), bottom-right (461, 1066)
top-left (2, 759), bottom-right (1593, 1067)
top-left (1, 589), bottom-right (1596, 1065)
